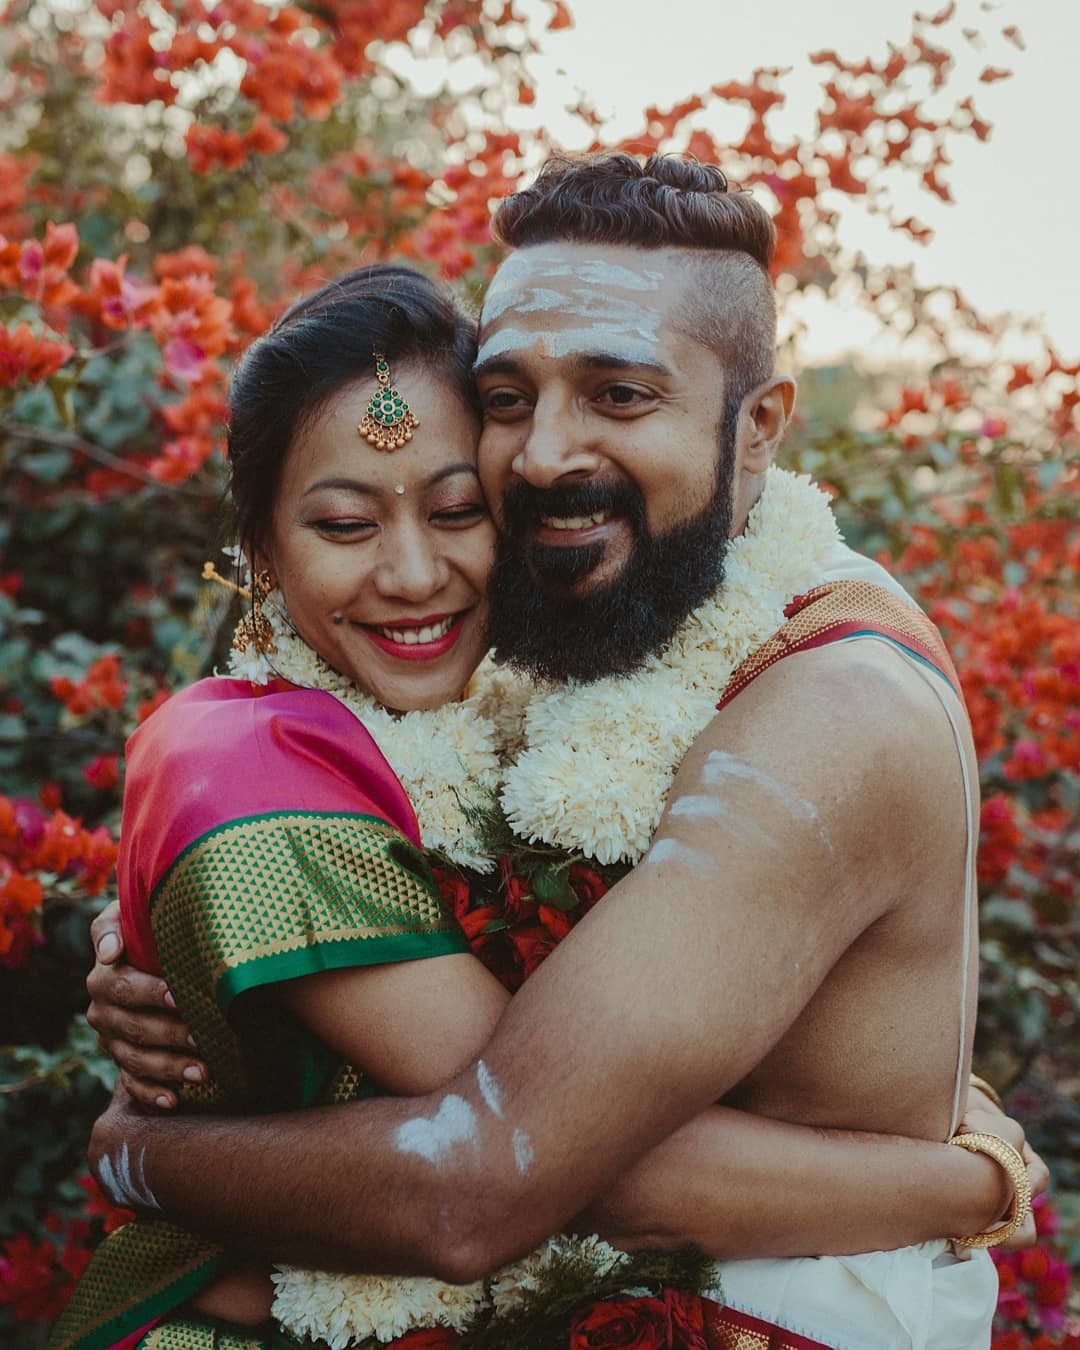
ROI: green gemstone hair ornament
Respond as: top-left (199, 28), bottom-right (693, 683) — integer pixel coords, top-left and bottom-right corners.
top-left (358, 351), bottom-right (420, 450)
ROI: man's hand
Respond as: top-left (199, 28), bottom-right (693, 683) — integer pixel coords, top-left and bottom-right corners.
top-left (958, 1082), bottom-right (1050, 1250)
top-left (86, 900), bottom-right (206, 1110)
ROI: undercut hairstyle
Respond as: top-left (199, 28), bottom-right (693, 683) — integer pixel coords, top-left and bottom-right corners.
top-left (227, 264), bottom-right (477, 553)
top-left (492, 152), bottom-right (778, 415)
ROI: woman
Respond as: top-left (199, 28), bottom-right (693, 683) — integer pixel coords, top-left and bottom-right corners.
top-left (61, 264), bottom-right (1028, 1350)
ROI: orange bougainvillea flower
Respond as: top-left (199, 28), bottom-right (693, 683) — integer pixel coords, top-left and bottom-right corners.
top-left (49, 654), bottom-right (129, 717)
top-left (154, 245), bottom-right (219, 282)
top-left (147, 435), bottom-right (215, 483)
top-left (79, 255), bottom-right (160, 331)
top-left (0, 323), bottom-right (74, 388)
top-left (82, 755), bottom-right (120, 791)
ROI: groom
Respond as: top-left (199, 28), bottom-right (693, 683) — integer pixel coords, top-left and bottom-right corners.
top-left (85, 154), bottom-right (1026, 1343)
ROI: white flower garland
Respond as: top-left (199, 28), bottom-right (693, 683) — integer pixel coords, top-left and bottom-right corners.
top-left (227, 596), bottom-right (509, 871)
top-left (270, 1266), bottom-right (486, 1349)
top-left (498, 467), bottom-right (842, 864)
top-left (270, 1234), bottom-right (633, 1348)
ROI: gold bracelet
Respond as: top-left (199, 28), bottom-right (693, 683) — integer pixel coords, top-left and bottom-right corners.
top-left (949, 1130), bottom-right (1032, 1249)
top-left (969, 1072), bottom-right (1005, 1111)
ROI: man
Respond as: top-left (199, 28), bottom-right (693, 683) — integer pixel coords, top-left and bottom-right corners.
top-left (83, 154), bottom-right (1031, 1347)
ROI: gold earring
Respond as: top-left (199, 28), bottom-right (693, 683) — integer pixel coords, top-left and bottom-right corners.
top-left (358, 352), bottom-right (420, 451)
top-left (232, 569), bottom-right (276, 655)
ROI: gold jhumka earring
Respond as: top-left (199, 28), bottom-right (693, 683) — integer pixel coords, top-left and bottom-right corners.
top-left (202, 561), bottom-right (276, 656)
top-left (358, 353), bottom-right (420, 450)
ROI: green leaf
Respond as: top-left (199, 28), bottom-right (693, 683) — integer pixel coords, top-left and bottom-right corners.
top-left (531, 865), bottom-right (577, 909)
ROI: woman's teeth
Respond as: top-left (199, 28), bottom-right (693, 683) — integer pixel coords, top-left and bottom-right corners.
top-left (376, 617), bottom-right (455, 645)
top-left (540, 512), bottom-right (609, 531)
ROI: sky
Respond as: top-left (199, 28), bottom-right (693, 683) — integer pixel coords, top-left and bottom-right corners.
top-left (395, 0), bottom-right (1080, 365)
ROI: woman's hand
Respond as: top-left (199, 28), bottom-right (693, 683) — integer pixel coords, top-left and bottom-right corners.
top-left (958, 1082), bottom-right (1050, 1250)
top-left (86, 899), bottom-right (206, 1110)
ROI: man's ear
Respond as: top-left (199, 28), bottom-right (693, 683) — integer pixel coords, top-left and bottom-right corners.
top-left (738, 375), bottom-right (797, 473)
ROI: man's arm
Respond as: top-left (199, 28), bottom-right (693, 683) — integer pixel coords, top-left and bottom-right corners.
top-left (90, 648), bottom-right (985, 1278)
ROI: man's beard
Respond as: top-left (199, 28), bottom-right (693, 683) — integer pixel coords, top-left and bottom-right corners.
top-left (489, 408), bottom-right (737, 684)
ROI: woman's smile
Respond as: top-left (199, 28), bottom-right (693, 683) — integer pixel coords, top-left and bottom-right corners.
top-left (360, 610), bottom-right (473, 661)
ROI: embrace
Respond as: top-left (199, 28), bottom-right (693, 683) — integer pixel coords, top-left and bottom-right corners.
top-left (54, 154), bottom-right (1042, 1350)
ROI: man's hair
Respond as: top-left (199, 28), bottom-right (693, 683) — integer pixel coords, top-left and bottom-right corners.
top-left (492, 152), bottom-right (778, 412)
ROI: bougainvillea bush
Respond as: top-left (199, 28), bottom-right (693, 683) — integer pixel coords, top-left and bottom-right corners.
top-left (0, 0), bottom-right (1076, 1344)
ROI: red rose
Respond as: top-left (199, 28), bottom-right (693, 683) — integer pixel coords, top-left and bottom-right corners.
top-left (431, 866), bottom-right (473, 922)
top-left (508, 922), bottom-right (557, 979)
top-left (568, 863), bottom-right (610, 911)
top-left (663, 1289), bottom-right (709, 1349)
top-left (502, 873), bottom-right (536, 923)
top-left (570, 1295), bottom-right (671, 1349)
top-left (538, 902), bottom-right (574, 941)
top-left (455, 903), bottom-right (502, 944)
top-left (390, 1329), bottom-right (460, 1349)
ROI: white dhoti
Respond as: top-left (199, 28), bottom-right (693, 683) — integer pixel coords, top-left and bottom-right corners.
top-left (713, 1242), bottom-right (997, 1349)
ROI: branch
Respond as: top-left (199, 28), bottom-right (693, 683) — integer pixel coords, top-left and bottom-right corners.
top-left (0, 420), bottom-right (218, 498)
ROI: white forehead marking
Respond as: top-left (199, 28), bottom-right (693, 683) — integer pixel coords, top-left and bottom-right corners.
top-left (395, 1094), bottom-right (478, 1165)
top-left (644, 837), bottom-right (713, 871)
top-left (512, 1128), bottom-right (535, 1175)
top-left (475, 328), bottom-right (662, 367)
top-left (481, 285), bottom-right (565, 322)
top-left (701, 752), bottom-right (833, 851)
top-left (476, 1060), bottom-right (504, 1118)
top-left (486, 253), bottom-right (663, 299)
top-left (482, 272), bottom-right (664, 338)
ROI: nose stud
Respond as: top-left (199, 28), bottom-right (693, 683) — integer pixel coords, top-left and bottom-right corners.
top-left (331, 613), bottom-right (344, 625)
top-left (394, 484), bottom-right (406, 496)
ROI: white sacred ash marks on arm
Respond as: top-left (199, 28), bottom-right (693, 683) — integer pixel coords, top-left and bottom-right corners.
top-left (643, 836), bottom-right (713, 872)
top-left (476, 1059), bottom-right (504, 1118)
top-left (668, 794), bottom-right (781, 852)
top-left (97, 1140), bottom-right (160, 1211)
top-left (647, 753), bottom-right (832, 866)
top-left (395, 1094), bottom-right (479, 1165)
top-left (511, 1128), bottom-right (535, 1176)
top-left (699, 751), bottom-right (833, 853)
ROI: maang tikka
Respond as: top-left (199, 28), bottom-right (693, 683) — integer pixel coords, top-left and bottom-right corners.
top-left (358, 352), bottom-right (420, 450)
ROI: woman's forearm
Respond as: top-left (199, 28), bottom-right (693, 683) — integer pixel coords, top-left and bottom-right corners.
top-left (584, 1106), bottom-right (1007, 1259)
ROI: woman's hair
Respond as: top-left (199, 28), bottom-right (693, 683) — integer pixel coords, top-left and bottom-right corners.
top-left (227, 263), bottom-right (477, 553)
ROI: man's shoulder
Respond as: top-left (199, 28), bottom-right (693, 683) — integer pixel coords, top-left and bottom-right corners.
top-left (699, 636), bottom-right (963, 826)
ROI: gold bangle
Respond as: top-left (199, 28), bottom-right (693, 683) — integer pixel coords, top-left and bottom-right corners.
top-left (969, 1072), bottom-right (1005, 1111)
top-left (949, 1130), bottom-right (1032, 1249)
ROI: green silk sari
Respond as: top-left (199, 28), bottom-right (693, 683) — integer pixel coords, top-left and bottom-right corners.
top-left (48, 677), bottom-right (469, 1350)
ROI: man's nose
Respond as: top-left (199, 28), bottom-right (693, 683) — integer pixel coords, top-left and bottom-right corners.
top-left (512, 401), bottom-right (601, 489)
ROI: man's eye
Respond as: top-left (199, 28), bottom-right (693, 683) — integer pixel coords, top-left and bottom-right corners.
top-left (600, 384), bottom-right (650, 407)
top-left (483, 390), bottom-right (528, 414)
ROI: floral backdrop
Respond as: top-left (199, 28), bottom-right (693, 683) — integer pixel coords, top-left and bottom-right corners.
top-left (0, 0), bottom-right (1076, 1345)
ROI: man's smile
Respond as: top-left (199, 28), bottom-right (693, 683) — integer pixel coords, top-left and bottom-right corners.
top-left (535, 510), bottom-right (620, 548)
